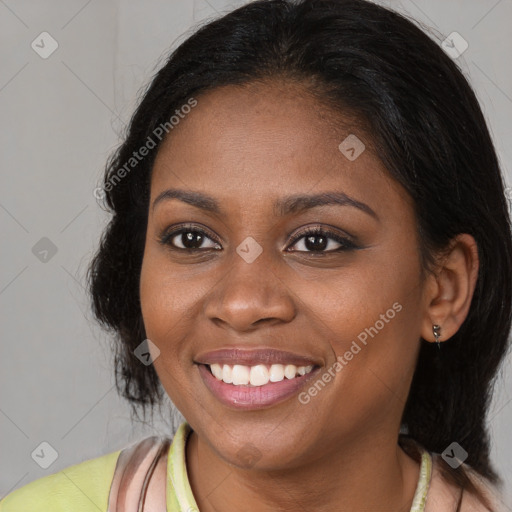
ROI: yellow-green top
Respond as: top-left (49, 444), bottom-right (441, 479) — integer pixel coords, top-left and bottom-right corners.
top-left (0, 422), bottom-right (432, 511)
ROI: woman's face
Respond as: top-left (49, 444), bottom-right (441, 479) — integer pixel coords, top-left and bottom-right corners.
top-left (140, 81), bottom-right (428, 470)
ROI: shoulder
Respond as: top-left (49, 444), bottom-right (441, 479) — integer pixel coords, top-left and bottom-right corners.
top-left (426, 453), bottom-right (508, 512)
top-left (458, 463), bottom-right (509, 512)
top-left (0, 447), bottom-right (122, 512)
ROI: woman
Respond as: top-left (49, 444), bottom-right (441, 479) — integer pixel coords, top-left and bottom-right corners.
top-left (1, 0), bottom-right (510, 510)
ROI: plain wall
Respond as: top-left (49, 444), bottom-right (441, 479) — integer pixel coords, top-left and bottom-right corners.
top-left (1, 0), bottom-right (511, 505)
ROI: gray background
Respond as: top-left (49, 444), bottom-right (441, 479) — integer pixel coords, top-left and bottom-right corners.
top-left (1, 0), bottom-right (511, 506)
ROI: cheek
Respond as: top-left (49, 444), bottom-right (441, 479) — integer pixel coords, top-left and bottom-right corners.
top-left (292, 249), bottom-right (423, 393)
top-left (139, 252), bottom-right (198, 414)
top-left (140, 245), bottom-right (196, 330)
top-left (139, 249), bottom-right (194, 372)
top-left (295, 258), bottom-right (419, 345)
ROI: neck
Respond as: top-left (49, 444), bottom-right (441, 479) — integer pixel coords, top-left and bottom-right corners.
top-left (186, 427), bottom-right (421, 512)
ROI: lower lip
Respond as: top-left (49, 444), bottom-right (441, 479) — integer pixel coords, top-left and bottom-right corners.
top-left (197, 363), bottom-right (321, 410)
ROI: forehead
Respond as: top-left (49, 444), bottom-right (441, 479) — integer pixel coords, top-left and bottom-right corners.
top-left (154, 80), bottom-right (363, 167)
top-left (150, 81), bottom-right (409, 217)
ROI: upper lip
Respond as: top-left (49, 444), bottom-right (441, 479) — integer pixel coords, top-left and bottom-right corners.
top-left (194, 348), bottom-right (322, 367)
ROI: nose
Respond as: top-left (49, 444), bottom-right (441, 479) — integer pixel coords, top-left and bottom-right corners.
top-left (203, 250), bottom-right (296, 332)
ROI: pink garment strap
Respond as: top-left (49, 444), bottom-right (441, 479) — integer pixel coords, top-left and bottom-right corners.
top-left (107, 436), bottom-right (171, 512)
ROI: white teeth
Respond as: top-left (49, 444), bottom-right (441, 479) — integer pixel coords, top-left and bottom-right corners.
top-left (284, 364), bottom-right (297, 379)
top-left (269, 364), bottom-right (285, 382)
top-left (208, 363), bottom-right (315, 386)
top-left (298, 365), bottom-right (313, 376)
top-left (210, 363), bottom-right (223, 380)
top-left (222, 364), bottom-right (233, 384)
top-left (250, 364), bottom-right (269, 386)
top-left (232, 364), bottom-right (250, 385)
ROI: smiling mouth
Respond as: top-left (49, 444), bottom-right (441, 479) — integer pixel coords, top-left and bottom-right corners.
top-left (196, 362), bottom-right (322, 410)
top-left (206, 362), bottom-right (316, 386)
top-left (194, 348), bottom-right (323, 409)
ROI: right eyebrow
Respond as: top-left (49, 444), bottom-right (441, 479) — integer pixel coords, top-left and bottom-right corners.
top-left (152, 189), bottom-right (221, 214)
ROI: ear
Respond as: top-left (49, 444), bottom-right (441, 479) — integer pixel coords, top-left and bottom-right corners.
top-left (421, 233), bottom-right (479, 344)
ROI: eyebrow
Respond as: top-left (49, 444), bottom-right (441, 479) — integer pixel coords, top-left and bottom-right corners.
top-left (152, 188), bottom-right (378, 220)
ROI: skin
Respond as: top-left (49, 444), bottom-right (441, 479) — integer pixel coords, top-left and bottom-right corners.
top-left (139, 80), bottom-right (479, 512)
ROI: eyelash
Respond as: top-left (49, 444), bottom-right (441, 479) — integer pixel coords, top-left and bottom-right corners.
top-left (158, 223), bottom-right (358, 253)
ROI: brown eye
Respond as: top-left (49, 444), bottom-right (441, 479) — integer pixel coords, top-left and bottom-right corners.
top-left (287, 227), bottom-right (357, 253)
top-left (159, 225), bottom-right (221, 251)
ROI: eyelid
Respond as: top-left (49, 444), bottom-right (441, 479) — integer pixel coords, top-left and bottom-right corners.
top-left (288, 224), bottom-right (356, 244)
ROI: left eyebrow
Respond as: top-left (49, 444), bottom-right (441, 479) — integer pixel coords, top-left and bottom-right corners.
top-left (274, 192), bottom-right (378, 220)
top-left (152, 188), bottom-right (378, 221)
